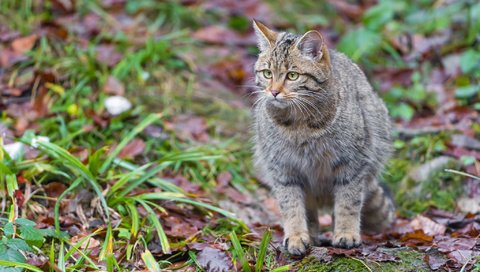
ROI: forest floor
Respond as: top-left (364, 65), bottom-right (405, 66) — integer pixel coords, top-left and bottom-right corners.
top-left (1, 0), bottom-right (480, 271)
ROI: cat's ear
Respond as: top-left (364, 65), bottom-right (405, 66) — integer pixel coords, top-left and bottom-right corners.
top-left (252, 19), bottom-right (277, 51)
top-left (296, 30), bottom-right (330, 64)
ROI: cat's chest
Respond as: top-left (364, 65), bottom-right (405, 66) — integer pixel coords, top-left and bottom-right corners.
top-left (282, 137), bottom-right (336, 178)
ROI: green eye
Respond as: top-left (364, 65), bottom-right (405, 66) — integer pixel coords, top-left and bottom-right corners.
top-left (287, 72), bottom-right (299, 81)
top-left (263, 70), bottom-right (272, 79)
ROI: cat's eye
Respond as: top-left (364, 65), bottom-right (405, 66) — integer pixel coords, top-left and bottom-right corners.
top-left (287, 72), bottom-right (299, 81)
top-left (262, 70), bottom-right (273, 79)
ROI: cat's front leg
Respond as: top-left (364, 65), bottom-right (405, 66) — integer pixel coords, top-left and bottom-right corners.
top-left (332, 180), bottom-right (364, 248)
top-left (272, 182), bottom-right (310, 256)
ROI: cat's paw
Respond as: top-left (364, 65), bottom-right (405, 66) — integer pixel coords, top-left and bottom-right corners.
top-left (283, 232), bottom-right (310, 256)
top-left (332, 232), bottom-right (361, 248)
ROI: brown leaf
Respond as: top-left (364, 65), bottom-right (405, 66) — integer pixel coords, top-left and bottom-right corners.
top-left (96, 45), bottom-right (123, 67)
top-left (447, 250), bottom-right (476, 265)
top-left (70, 235), bottom-right (101, 249)
top-left (13, 190), bottom-right (24, 206)
top-left (424, 254), bottom-right (447, 270)
top-left (44, 182), bottom-right (68, 198)
top-left (327, 0), bottom-right (364, 21)
top-left (366, 250), bottom-right (398, 262)
top-left (0, 48), bottom-right (28, 68)
top-left (193, 25), bottom-right (255, 45)
top-left (216, 171), bottom-right (232, 188)
top-left (103, 76), bottom-right (125, 95)
top-left (197, 247), bottom-right (232, 272)
top-left (436, 237), bottom-right (476, 253)
top-left (409, 215), bottom-right (446, 236)
top-left (166, 115), bottom-right (209, 142)
top-left (117, 138), bottom-right (145, 159)
top-left (173, 175), bottom-right (202, 194)
top-left (11, 34), bottom-right (38, 54)
top-left (0, 25), bottom-right (20, 42)
top-left (310, 247), bottom-right (333, 262)
top-left (327, 247), bottom-right (359, 256)
top-left (164, 216), bottom-right (199, 238)
top-left (400, 229), bottom-right (433, 242)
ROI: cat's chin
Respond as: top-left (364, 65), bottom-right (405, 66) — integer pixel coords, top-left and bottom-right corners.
top-left (267, 99), bottom-right (289, 109)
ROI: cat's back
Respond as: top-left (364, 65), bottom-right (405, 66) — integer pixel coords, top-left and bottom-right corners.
top-left (328, 49), bottom-right (392, 162)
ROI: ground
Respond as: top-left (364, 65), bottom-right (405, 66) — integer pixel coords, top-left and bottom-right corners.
top-left (1, 0), bottom-right (480, 271)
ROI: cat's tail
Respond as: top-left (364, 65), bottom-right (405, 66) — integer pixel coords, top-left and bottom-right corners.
top-left (361, 183), bottom-right (396, 233)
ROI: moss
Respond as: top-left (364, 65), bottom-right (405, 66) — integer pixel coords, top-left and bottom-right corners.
top-left (294, 248), bottom-right (429, 272)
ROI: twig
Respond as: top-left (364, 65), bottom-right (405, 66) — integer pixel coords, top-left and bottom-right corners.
top-left (445, 169), bottom-right (480, 181)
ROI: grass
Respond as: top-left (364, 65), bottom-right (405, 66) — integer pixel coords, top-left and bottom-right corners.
top-left (1, 0), bottom-right (479, 270)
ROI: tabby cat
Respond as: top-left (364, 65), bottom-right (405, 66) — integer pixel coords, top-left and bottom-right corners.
top-left (251, 20), bottom-right (395, 256)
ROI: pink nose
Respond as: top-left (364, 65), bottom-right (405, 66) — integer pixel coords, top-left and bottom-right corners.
top-left (271, 90), bottom-right (280, 97)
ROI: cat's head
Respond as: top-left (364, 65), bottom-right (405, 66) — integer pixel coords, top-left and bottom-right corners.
top-left (252, 20), bottom-right (331, 111)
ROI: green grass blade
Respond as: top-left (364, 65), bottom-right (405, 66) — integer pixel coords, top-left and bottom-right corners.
top-left (107, 162), bottom-right (152, 196)
top-left (230, 231), bottom-right (251, 272)
top-left (255, 230), bottom-right (271, 272)
top-left (142, 249), bottom-right (161, 272)
top-left (106, 253), bottom-right (116, 272)
top-left (115, 161), bottom-right (173, 200)
top-left (64, 230), bottom-right (101, 270)
top-left (271, 265), bottom-right (291, 272)
top-left (55, 177), bottom-right (83, 235)
top-left (99, 224), bottom-right (114, 260)
top-left (58, 240), bottom-right (65, 271)
top-left (99, 113), bottom-right (162, 174)
top-left (114, 158), bottom-right (183, 193)
top-left (136, 193), bottom-right (235, 218)
top-left (136, 199), bottom-right (171, 254)
top-left (188, 251), bottom-right (204, 271)
top-left (126, 201), bottom-right (140, 238)
top-left (32, 140), bottom-right (110, 220)
top-left (0, 260), bottom-right (44, 272)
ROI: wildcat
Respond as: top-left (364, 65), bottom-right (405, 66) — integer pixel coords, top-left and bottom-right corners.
top-left (251, 20), bottom-right (395, 256)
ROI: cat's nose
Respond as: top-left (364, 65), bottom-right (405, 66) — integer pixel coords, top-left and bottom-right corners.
top-left (271, 90), bottom-right (280, 97)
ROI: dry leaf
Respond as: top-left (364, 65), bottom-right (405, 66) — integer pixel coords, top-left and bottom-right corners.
top-left (11, 34), bottom-right (38, 54)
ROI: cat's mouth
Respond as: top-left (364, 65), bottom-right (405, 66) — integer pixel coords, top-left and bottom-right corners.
top-left (267, 97), bottom-right (289, 109)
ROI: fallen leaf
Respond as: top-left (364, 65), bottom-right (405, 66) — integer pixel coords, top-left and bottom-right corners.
top-left (118, 138), bottom-right (145, 159)
top-left (193, 25), bottom-right (255, 45)
top-left (0, 48), bottom-right (28, 68)
top-left (424, 254), bottom-right (447, 270)
top-left (310, 247), bottom-right (333, 262)
top-left (327, 247), bottom-right (359, 256)
top-left (457, 197), bottom-right (480, 214)
top-left (44, 182), bottom-right (68, 198)
top-left (197, 247), bottom-right (232, 272)
top-left (13, 190), bottom-right (24, 206)
top-left (366, 250), bottom-right (398, 262)
top-left (70, 235), bottom-right (100, 249)
top-left (400, 229), bottom-right (433, 242)
top-left (96, 44), bottom-right (123, 67)
top-left (447, 249), bottom-right (475, 265)
top-left (216, 171), bottom-right (232, 187)
top-left (163, 216), bottom-right (199, 238)
top-left (103, 76), bottom-right (125, 95)
top-left (11, 34), bottom-right (38, 54)
top-left (166, 115), bottom-right (209, 142)
top-left (436, 237), bottom-right (476, 253)
top-left (409, 215), bottom-right (446, 236)
top-left (451, 134), bottom-right (480, 150)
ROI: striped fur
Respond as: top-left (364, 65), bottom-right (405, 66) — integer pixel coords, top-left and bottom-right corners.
top-left (251, 21), bottom-right (395, 256)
